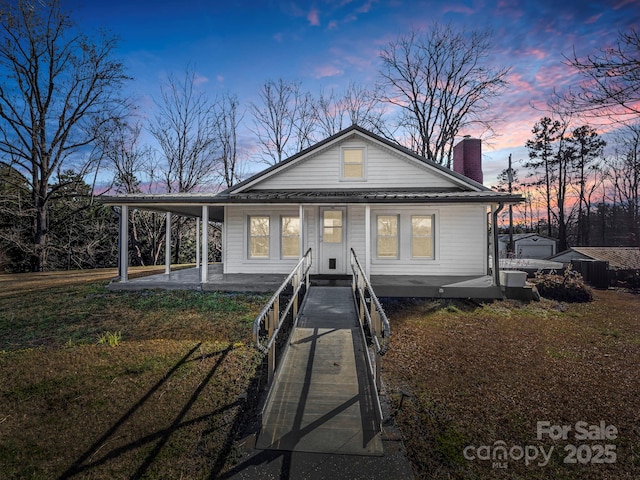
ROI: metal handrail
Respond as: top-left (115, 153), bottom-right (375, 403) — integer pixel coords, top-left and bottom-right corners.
top-left (253, 248), bottom-right (312, 383)
top-left (350, 248), bottom-right (390, 355)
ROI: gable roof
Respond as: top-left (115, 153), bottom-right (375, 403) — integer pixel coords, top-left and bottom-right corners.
top-left (498, 233), bottom-right (557, 243)
top-left (223, 124), bottom-right (491, 195)
top-left (101, 125), bottom-right (522, 217)
top-left (551, 247), bottom-right (640, 270)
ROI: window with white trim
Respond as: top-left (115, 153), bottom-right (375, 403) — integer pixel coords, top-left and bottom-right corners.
top-left (248, 216), bottom-right (269, 258)
top-left (342, 148), bottom-right (364, 179)
top-left (377, 215), bottom-right (399, 258)
top-left (281, 216), bottom-right (300, 258)
top-left (411, 215), bottom-right (434, 258)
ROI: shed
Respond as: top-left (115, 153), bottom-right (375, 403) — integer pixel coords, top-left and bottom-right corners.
top-left (498, 233), bottom-right (557, 259)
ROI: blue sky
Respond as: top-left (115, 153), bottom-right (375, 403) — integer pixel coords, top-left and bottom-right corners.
top-left (66, 0), bottom-right (640, 185)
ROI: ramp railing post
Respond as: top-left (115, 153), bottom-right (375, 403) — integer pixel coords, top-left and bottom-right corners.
top-left (254, 248), bottom-right (312, 387)
top-left (267, 305), bottom-right (276, 385)
top-left (292, 273), bottom-right (299, 319)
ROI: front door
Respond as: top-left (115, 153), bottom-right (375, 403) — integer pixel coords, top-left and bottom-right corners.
top-left (319, 207), bottom-right (346, 274)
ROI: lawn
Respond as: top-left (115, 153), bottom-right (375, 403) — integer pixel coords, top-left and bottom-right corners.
top-left (0, 268), bottom-right (269, 479)
top-left (1, 269), bottom-right (639, 479)
top-left (383, 290), bottom-right (640, 479)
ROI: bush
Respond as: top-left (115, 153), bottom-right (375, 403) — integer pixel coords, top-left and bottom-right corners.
top-left (531, 268), bottom-right (593, 303)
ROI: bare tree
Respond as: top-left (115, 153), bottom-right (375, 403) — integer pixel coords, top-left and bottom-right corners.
top-left (314, 82), bottom-right (386, 137)
top-left (0, 0), bottom-right (129, 271)
top-left (250, 79), bottom-right (316, 165)
top-left (149, 66), bottom-right (221, 263)
top-left (97, 119), bottom-right (168, 266)
top-left (607, 123), bottom-right (640, 244)
top-left (564, 28), bottom-right (640, 119)
top-left (99, 120), bottom-right (150, 195)
top-left (150, 66), bottom-right (220, 193)
top-left (378, 23), bottom-right (510, 166)
top-left (215, 92), bottom-right (244, 187)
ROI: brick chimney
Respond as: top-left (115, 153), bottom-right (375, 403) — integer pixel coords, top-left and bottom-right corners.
top-left (453, 136), bottom-right (483, 184)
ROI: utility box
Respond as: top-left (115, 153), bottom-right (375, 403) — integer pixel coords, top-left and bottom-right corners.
top-left (500, 270), bottom-right (527, 287)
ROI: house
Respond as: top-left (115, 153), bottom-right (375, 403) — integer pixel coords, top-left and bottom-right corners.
top-left (102, 125), bottom-right (522, 298)
top-left (498, 233), bottom-right (557, 259)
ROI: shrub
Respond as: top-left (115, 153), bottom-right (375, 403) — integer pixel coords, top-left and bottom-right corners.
top-left (531, 268), bottom-right (593, 303)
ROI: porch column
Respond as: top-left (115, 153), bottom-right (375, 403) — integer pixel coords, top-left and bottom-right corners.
top-left (165, 212), bottom-right (171, 275)
top-left (119, 205), bottom-right (129, 283)
top-left (299, 204), bottom-right (304, 258)
top-left (365, 204), bottom-right (371, 278)
top-left (196, 217), bottom-right (201, 269)
top-left (491, 203), bottom-right (504, 287)
top-left (201, 205), bottom-right (209, 283)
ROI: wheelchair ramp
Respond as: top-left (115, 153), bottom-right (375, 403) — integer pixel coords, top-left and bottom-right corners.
top-left (256, 286), bottom-right (383, 456)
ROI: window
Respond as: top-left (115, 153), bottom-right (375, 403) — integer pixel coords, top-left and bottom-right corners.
top-left (281, 216), bottom-right (300, 258)
top-left (323, 210), bottom-right (343, 243)
top-left (412, 215), bottom-right (434, 258)
top-left (377, 215), bottom-right (398, 258)
top-left (249, 216), bottom-right (269, 258)
top-left (342, 148), bottom-right (364, 179)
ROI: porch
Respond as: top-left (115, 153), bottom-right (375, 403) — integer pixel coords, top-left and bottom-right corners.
top-left (107, 264), bottom-right (503, 299)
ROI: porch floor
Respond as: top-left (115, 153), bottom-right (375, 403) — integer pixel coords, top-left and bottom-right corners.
top-left (370, 274), bottom-right (502, 298)
top-left (108, 264), bottom-right (503, 299)
top-left (107, 264), bottom-right (287, 293)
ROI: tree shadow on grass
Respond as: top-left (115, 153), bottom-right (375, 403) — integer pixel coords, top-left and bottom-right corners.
top-left (58, 342), bottom-right (236, 479)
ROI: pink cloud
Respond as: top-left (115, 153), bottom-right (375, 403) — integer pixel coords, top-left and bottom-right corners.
top-left (441, 3), bottom-right (476, 15)
top-left (585, 13), bottom-right (602, 24)
top-left (525, 48), bottom-right (547, 60)
top-left (356, 0), bottom-right (375, 13)
top-left (328, 20), bottom-right (338, 29)
top-left (307, 8), bottom-right (320, 26)
top-left (193, 74), bottom-right (209, 86)
top-left (506, 72), bottom-right (535, 92)
top-left (313, 64), bottom-right (343, 78)
top-left (216, 75), bottom-right (224, 83)
top-left (614, 0), bottom-right (637, 9)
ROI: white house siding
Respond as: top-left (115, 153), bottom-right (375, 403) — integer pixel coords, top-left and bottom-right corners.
top-left (348, 205), bottom-right (366, 261)
top-left (224, 205), bottom-right (303, 274)
top-left (251, 138), bottom-right (459, 191)
top-left (303, 206), bottom-right (318, 273)
top-left (369, 204), bottom-right (488, 276)
top-left (224, 203), bottom-right (488, 277)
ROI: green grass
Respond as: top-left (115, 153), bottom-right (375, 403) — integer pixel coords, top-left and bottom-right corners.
top-left (0, 274), bottom-right (269, 480)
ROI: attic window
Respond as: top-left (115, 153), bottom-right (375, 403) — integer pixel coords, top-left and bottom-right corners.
top-left (342, 148), bottom-right (365, 180)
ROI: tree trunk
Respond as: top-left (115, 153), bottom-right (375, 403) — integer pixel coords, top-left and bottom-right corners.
top-left (31, 191), bottom-right (48, 272)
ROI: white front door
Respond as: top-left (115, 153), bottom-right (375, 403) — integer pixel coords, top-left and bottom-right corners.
top-left (319, 207), bottom-right (346, 274)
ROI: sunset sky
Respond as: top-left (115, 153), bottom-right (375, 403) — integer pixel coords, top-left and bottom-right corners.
top-left (65, 0), bottom-right (639, 185)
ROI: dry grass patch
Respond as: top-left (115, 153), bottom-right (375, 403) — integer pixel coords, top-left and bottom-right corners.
top-left (383, 290), bottom-right (640, 479)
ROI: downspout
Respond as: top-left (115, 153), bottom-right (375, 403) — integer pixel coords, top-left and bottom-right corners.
top-left (492, 203), bottom-right (504, 287)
